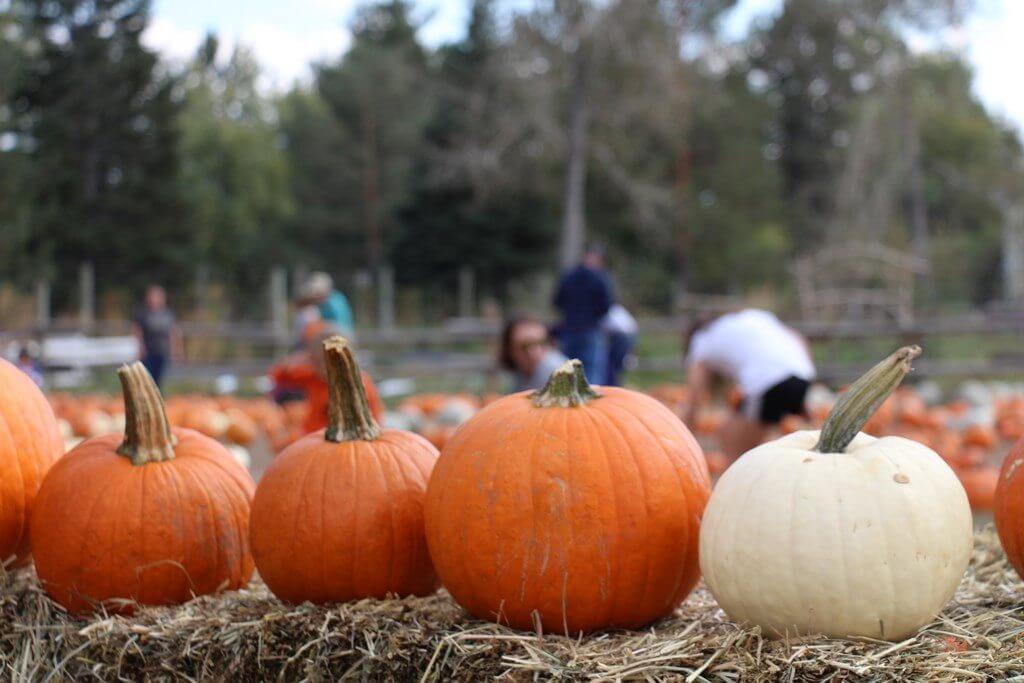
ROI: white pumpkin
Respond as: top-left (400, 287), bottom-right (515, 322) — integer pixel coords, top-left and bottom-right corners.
top-left (699, 346), bottom-right (973, 641)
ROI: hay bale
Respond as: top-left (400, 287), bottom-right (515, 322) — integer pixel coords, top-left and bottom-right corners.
top-left (2, 528), bottom-right (1023, 681)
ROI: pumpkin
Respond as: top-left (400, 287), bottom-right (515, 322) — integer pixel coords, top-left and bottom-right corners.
top-left (962, 424), bottom-right (996, 450)
top-left (995, 438), bottom-right (1024, 580)
top-left (0, 358), bottom-right (63, 566)
top-left (250, 337), bottom-right (439, 604)
top-left (30, 363), bottom-right (255, 613)
top-left (958, 465), bottom-right (998, 510)
top-left (225, 407), bottom-right (258, 445)
top-left (700, 347), bottom-right (972, 641)
top-left (425, 360), bottom-right (711, 634)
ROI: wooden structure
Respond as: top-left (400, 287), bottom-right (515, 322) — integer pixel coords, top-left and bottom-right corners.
top-left (794, 243), bottom-right (929, 327)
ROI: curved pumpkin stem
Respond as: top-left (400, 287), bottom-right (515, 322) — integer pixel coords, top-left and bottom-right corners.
top-left (532, 359), bottom-right (601, 408)
top-left (117, 362), bottom-right (176, 465)
top-left (815, 345), bottom-right (921, 453)
top-left (323, 336), bottom-right (381, 442)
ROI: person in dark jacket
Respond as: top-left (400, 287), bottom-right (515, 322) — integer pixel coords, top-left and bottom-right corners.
top-left (553, 246), bottom-right (614, 384)
top-left (132, 285), bottom-right (182, 387)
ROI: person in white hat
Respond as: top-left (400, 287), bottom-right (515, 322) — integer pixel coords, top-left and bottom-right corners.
top-left (300, 272), bottom-right (353, 336)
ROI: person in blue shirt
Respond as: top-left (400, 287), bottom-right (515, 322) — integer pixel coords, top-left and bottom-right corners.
top-left (553, 246), bottom-right (614, 384)
top-left (301, 272), bottom-right (354, 336)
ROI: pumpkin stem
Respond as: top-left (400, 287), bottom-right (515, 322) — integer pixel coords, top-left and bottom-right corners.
top-left (323, 336), bottom-right (381, 442)
top-left (815, 345), bottom-right (921, 453)
top-left (532, 359), bottom-right (601, 408)
top-left (116, 362), bottom-right (176, 465)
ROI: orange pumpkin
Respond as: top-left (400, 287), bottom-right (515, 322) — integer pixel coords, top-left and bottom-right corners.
top-left (705, 450), bottom-right (729, 476)
top-left (962, 424), bottom-right (997, 450)
top-left (225, 407), bottom-right (258, 445)
top-left (995, 439), bottom-right (1024, 580)
top-left (250, 337), bottom-right (439, 604)
top-left (425, 360), bottom-right (711, 634)
top-left (30, 363), bottom-right (255, 613)
top-left (0, 358), bottom-right (63, 566)
top-left (958, 465), bottom-right (999, 511)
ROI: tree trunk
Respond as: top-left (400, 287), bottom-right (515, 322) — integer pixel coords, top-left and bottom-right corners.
top-left (559, 34), bottom-right (590, 269)
top-left (363, 109), bottom-right (381, 272)
top-left (1002, 201), bottom-right (1024, 303)
top-left (673, 145), bottom-right (692, 305)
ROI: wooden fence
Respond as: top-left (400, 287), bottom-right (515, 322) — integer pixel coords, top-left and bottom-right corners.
top-left (5, 308), bottom-right (1024, 390)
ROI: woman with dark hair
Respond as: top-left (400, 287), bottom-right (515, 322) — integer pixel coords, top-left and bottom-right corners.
top-left (500, 316), bottom-right (568, 392)
top-left (683, 309), bottom-right (815, 460)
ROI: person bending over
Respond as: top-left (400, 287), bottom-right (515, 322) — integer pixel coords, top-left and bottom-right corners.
top-left (499, 316), bottom-right (568, 392)
top-left (684, 309), bottom-right (815, 460)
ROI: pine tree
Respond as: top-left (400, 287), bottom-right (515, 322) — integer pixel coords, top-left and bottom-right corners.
top-left (14, 0), bottom-right (188, 305)
top-left (391, 0), bottom-right (557, 306)
top-left (315, 0), bottom-right (433, 273)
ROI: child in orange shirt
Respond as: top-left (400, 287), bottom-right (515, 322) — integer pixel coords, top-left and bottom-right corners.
top-left (269, 323), bottom-right (384, 435)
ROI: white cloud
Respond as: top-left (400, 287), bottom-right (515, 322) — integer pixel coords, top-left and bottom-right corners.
top-left (143, 16), bottom-right (205, 64)
top-left (963, 1), bottom-right (1024, 132)
top-left (233, 22), bottom-right (350, 88)
top-left (143, 16), bottom-right (350, 90)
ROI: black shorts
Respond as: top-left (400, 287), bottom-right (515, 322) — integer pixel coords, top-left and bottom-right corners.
top-left (740, 376), bottom-right (810, 425)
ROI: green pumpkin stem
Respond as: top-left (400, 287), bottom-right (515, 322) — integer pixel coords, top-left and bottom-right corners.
top-left (116, 361), bottom-right (176, 465)
top-left (532, 359), bottom-right (601, 408)
top-left (815, 345), bottom-right (922, 453)
top-left (324, 336), bottom-right (381, 442)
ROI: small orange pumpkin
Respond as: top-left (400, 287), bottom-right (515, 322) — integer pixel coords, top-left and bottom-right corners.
top-left (250, 337), bottom-right (439, 603)
top-left (995, 438), bottom-right (1024, 580)
top-left (958, 465), bottom-right (999, 511)
top-left (425, 360), bottom-right (711, 634)
top-left (30, 363), bottom-right (255, 613)
top-left (962, 424), bottom-right (997, 450)
top-left (0, 358), bottom-right (64, 566)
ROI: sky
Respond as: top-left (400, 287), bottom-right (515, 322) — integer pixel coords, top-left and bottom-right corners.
top-left (144, 0), bottom-right (1024, 133)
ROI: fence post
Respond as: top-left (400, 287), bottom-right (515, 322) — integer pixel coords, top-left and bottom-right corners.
top-left (194, 263), bottom-right (210, 317)
top-left (377, 265), bottom-right (395, 330)
top-left (35, 279), bottom-right (50, 330)
top-left (269, 266), bottom-right (288, 353)
top-left (79, 262), bottom-right (95, 332)
top-left (458, 266), bottom-right (475, 318)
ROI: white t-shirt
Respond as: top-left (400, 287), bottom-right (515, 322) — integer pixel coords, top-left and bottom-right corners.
top-left (686, 309), bottom-right (815, 398)
top-left (602, 304), bottom-right (638, 335)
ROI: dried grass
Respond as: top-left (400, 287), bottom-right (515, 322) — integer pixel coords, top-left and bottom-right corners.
top-left (2, 527), bottom-right (1023, 681)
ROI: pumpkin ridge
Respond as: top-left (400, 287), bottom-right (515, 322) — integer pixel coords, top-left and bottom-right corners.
top-left (292, 446), bottom-right (328, 599)
top-left (462, 406), bottom-right (507, 618)
top-left (173, 455), bottom-right (222, 598)
top-left (583, 400), bottom-right (625, 626)
top-left (589, 400), bottom-right (652, 625)
top-left (585, 400), bottom-right (654, 626)
top-left (5, 370), bottom-right (48, 557)
top-left (0, 407), bottom-right (26, 561)
top-left (64, 455), bottom-right (117, 607)
top-left (191, 454), bottom-right (250, 588)
top-left (190, 446), bottom-right (253, 593)
top-left (391, 435), bottom-right (436, 592)
top-left (511, 406), bottom-right (545, 620)
top-left (181, 432), bottom-right (256, 494)
top-left (599, 399), bottom-right (696, 622)
top-left (382, 440), bottom-right (405, 595)
top-left (154, 453), bottom-right (189, 601)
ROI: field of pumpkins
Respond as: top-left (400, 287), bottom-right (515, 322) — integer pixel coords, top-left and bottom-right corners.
top-left (2, 341), bottom-right (1024, 680)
